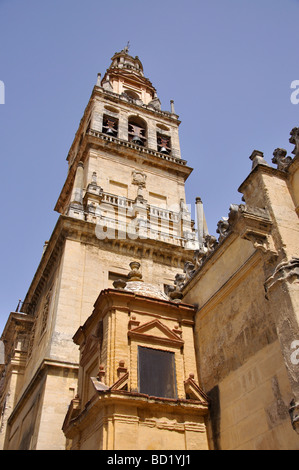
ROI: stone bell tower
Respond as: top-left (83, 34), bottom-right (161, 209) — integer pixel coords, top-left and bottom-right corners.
top-left (0, 47), bottom-right (199, 450)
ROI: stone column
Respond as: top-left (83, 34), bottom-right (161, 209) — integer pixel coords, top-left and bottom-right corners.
top-left (195, 197), bottom-right (208, 246)
top-left (68, 162), bottom-right (85, 220)
top-left (70, 162), bottom-right (84, 205)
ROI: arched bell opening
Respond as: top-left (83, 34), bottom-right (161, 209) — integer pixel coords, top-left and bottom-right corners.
top-left (157, 132), bottom-right (171, 155)
top-left (102, 114), bottom-right (119, 137)
top-left (128, 115), bottom-right (147, 147)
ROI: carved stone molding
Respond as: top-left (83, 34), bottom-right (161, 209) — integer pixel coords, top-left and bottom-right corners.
top-left (132, 170), bottom-right (147, 187)
top-left (230, 204), bottom-right (278, 257)
top-left (289, 399), bottom-right (299, 434)
top-left (264, 257), bottom-right (299, 294)
top-left (242, 232), bottom-right (273, 254)
top-left (193, 235), bottom-right (218, 270)
top-left (184, 374), bottom-right (210, 405)
top-left (128, 319), bottom-right (184, 348)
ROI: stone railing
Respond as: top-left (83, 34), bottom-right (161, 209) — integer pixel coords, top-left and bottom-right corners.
top-left (86, 129), bottom-right (187, 166)
top-left (101, 192), bottom-right (134, 209)
top-left (148, 205), bottom-right (180, 223)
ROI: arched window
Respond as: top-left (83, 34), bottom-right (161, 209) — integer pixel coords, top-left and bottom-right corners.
top-left (128, 116), bottom-right (147, 146)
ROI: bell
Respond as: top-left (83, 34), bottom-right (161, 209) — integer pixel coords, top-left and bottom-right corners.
top-left (105, 127), bottom-right (114, 135)
top-left (160, 146), bottom-right (169, 154)
top-left (132, 135), bottom-right (143, 145)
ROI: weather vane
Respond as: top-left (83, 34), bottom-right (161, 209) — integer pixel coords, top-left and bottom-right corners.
top-left (124, 41), bottom-right (130, 54)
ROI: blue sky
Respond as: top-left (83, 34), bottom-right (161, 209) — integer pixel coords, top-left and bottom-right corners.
top-left (0, 0), bottom-right (298, 333)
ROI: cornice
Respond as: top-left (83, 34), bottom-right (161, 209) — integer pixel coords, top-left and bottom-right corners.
top-left (55, 129), bottom-right (192, 214)
top-left (63, 388), bottom-right (209, 437)
top-left (73, 287), bottom-right (196, 345)
top-left (182, 231), bottom-right (240, 295)
top-left (180, 202), bottom-right (275, 298)
top-left (238, 163), bottom-right (288, 195)
top-left (93, 85), bottom-right (180, 124)
top-left (1, 312), bottom-right (34, 343)
top-left (7, 358), bottom-right (78, 425)
top-left (21, 214), bottom-right (194, 316)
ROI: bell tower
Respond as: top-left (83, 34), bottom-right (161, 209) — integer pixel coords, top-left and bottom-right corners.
top-left (55, 46), bottom-right (194, 231)
top-left (0, 48), bottom-right (199, 450)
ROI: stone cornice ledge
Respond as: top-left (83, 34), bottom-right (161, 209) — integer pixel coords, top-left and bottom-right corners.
top-left (7, 358), bottom-right (78, 425)
top-left (238, 163), bottom-right (288, 195)
top-left (62, 389), bottom-right (209, 438)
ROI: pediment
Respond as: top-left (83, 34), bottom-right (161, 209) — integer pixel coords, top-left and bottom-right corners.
top-left (90, 373), bottom-right (129, 393)
top-left (184, 376), bottom-right (210, 405)
top-left (128, 319), bottom-right (184, 347)
top-left (110, 372), bottom-right (129, 391)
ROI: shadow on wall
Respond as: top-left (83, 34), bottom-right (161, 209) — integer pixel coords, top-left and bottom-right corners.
top-left (208, 385), bottom-right (221, 450)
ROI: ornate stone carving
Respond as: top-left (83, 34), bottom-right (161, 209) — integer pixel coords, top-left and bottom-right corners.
top-left (289, 127), bottom-right (299, 158)
top-left (243, 232), bottom-right (271, 254)
top-left (265, 257), bottom-right (299, 294)
top-left (183, 261), bottom-right (196, 282)
top-left (127, 261), bottom-right (143, 282)
top-left (227, 203), bottom-right (277, 257)
top-left (289, 399), bottom-right (299, 434)
top-left (193, 234), bottom-right (218, 270)
top-left (216, 217), bottom-right (229, 242)
top-left (164, 273), bottom-right (185, 301)
top-left (132, 171), bottom-right (147, 188)
top-left (272, 148), bottom-right (293, 171)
